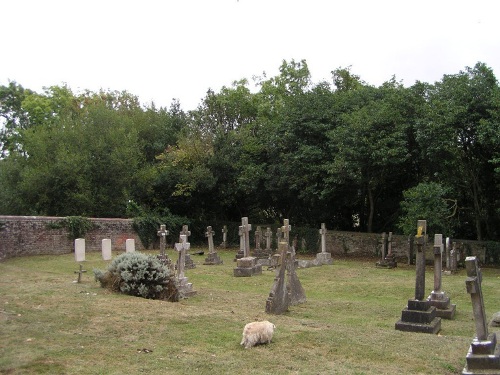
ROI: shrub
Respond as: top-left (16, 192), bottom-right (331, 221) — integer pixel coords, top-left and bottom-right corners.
top-left (94, 252), bottom-right (179, 301)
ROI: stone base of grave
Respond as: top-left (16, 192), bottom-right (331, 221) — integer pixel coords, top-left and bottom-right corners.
top-left (157, 254), bottom-right (172, 269)
top-left (315, 252), bottom-right (333, 265)
top-left (376, 255), bottom-right (397, 268)
top-left (462, 333), bottom-right (500, 374)
top-left (233, 257), bottom-right (262, 277)
top-left (427, 291), bottom-right (456, 319)
top-left (184, 254), bottom-right (196, 269)
top-left (203, 252), bottom-right (223, 265)
top-left (234, 250), bottom-right (245, 261)
top-left (252, 248), bottom-right (272, 260)
top-left (395, 299), bottom-right (442, 334)
top-left (178, 276), bottom-right (197, 298)
top-left (288, 271), bottom-right (306, 305)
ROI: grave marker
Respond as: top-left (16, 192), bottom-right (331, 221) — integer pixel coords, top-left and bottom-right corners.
top-left (264, 227), bottom-right (272, 252)
top-left (125, 239), bottom-right (135, 253)
top-left (395, 220), bottom-right (441, 334)
top-left (462, 256), bottom-right (500, 374)
top-left (265, 241), bottom-right (291, 314)
top-left (221, 225), bottom-right (228, 248)
top-left (175, 234), bottom-right (196, 297)
top-left (204, 226), bottom-right (223, 265)
top-left (74, 238), bottom-right (85, 262)
top-left (74, 264), bottom-right (87, 283)
top-left (427, 234), bottom-right (456, 318)
top-left (102, 239), bottom-right (112, 261)
top-left (315, 223), bottom-right (333, 265)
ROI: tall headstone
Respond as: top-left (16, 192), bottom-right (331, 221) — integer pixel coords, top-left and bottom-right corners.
top-left (235, 217), bottom-right (251, 261)
top-left (156, 224), bottom-right (171, 267)
top-left (234, 218), bottom-right (261, 277)
top-left (180, 224), bottom-right (191, 241)
top-left (315, 223), bottom-right (333, 265)
top-left (450, 242), bottom-right (458, 273)
top-left (74, 238), bottom-right (85, 262)
top-left (462, 256), bottom-right (500, 375)
top-left (264, 227), bottom-right (273, 252)
top-left (252, 226), bottom-right (271, 259)
top-left (101, 239), bottom-right (112, 261)
top-left (445, 237), bottom-right (451, 269)
top-left (395, 220), bottom-right (441, 334)
top-left (265, 241), bottom-right (291, 314)
top-left (125, 239), bottom-right (135, 253)
top-left (204, 226), bottom-right (223, 265)
top-left (175, 234), bottom-right (196, 297)
top-left (282, 219), bottom-right (291, 246)
top-left (220, 225), bottom-right (228, 248)
top-left (179, 225), bottom-right (195, 269)
top-left (427, 234), bottom-right (456, 319)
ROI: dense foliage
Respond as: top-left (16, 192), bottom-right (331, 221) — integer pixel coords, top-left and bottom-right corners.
top-left (1, 60), bottom-right (499, 240)
top-left (93, 252), bottom-right (179, 301)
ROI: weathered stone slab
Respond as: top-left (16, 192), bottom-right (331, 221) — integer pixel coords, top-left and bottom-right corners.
top-left (237, 257), bottom-right (256, 268)
top-left (101, 239), bottom-right (112, 260)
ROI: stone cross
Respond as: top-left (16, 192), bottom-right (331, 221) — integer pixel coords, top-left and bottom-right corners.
top-left (275, 227), bottom-right (282, 250)
top-left (238, 225), bottom-right (245, 255)
top-left (240, 217), bottom-right (252, 258)
top-left (180, 225), bottom-right (191, 242)
top-left (319, 223), bottom-right (327, 254)
top-left (466, 256), bottom-right (488, 341)
top-left (264, 227), bottom-right (273, 251)
top-left (221, 225), bottom-right (228, 248)
top-left (175, 234), bottom-right (190, 280)
top-left (415, 221), bottom-right (427, 301)
top-left (254, 226), bottom-right (262, 250)
top-left (157, 224), bottom-right (169, 257)
top-left (432, 234), bottom-right (444, 294)
top-left (281, 219), bottom-right (291, 246)
top-left (450, 242), bottom-right (458, 273)
top-left (74, 264), bottom-right (87, 283)
top-left (206, 226), bottom-right (215, 254)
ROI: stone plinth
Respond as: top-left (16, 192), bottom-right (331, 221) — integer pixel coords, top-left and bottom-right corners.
top-left (395, 299), bottom-right (442, 334)
top-left (463, 333), bottom-right (500, 374)
top-left (315, 252), bottom-right (333, 265)
top-left (233, 256), bottom-right (262, 277)
top-left (184, 254), bottom-right (196, 269)
top-left (204, 252), bottom-right (223, 265)
top-left (428, 291), bottom-right (456, 319)
top-left (252, 248), bottom-right (272, 260)
top-left (178, 276), bottom-right (197, 298)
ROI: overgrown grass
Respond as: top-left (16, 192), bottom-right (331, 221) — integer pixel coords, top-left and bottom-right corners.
top-left (1, 249), bottom-right (499, 374)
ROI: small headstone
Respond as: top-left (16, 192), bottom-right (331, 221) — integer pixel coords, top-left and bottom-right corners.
top-left (252, 225), bottom-right (271, 259)
top-left (74, 264), bottom-right (87, 283)
top-left (395, 220), bottom-right (441, 334)
top-left (376, 232), bottom-right (396, 268)
top-left (462, 256), bottom-right (500, 374)
top-left (101, 239), bottom-right (112, 261)
top-left (427, 234), bottom-right (456, 319)
top-left (125, 239), bottom-right (135, 253)
top-left (74, 238), bottom-right (85, 262)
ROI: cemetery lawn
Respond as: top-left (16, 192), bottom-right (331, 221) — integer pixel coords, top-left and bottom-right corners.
top-left (1, 250), bottom-right (500, 375)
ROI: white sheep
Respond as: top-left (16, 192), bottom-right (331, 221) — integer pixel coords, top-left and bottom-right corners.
top-left (240, 320), bottom-right (276, 349)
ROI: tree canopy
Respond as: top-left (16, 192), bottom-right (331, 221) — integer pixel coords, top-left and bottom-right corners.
top-left (1, 60), bottom-right (499, 240)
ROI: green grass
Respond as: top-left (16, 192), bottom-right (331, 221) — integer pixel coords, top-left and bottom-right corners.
top-left (1, 249), bottom-right (499, 374)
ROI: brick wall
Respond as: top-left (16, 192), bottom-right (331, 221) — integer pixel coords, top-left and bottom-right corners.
top-left (0, 216), bottom-right (144, 261)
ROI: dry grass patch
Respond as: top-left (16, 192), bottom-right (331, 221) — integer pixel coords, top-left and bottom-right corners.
top-left (1, 249), bottom-right (499, 374)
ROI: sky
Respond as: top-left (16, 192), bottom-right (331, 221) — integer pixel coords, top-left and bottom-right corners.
top-left (1, 0), bottom-right (499, 111)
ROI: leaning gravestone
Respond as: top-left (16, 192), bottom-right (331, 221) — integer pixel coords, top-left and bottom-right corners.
top-left (101, 239), bottom-right (112, 261)
top-left (395, 220), bottom-right (441, 334)
top-left (204, 226), bottom-right (223, 265)
top-left (265, 241), bottom-right (291, 314)
top-left (427, 234), bottom-right (456, 319)
top-left (462, 256), bottom-right (500, 375)
top-left (287, 232), bottom-right (306, 305)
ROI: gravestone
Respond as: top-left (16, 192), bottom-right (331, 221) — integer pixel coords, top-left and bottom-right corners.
top-left (395, 220), bottom-right (441, 334)
top-left (445, 237), bottom-right (451, 269)
top-left (287, 232), bottom-right (306, 305)
top-left (220, 225), bottom-right (228, 248)
top-left (462, 256), bottom-right (500, 375)
top-left (265, 241), bottom-right (291, 314)
top-left (102, 239), bottom-right (112, 261)
top-left (179, 225), bottom-right (195, 269)
top-left (376, 232), bottom-right (396, 268)
top-left (315, 223), bottom-right (333, 265)
top-left (427, 234), bottom-right (456, 319)
top-left (175, 234), bottom-right (196, 297)
top-left (275, 227), bottom-right (282, 252)
top-left (235, 217), bottom-right (251, 261)
top-left (125, 239), bottom-right (135, 253)
top-left (252, 226), bottom-right (271, 259)
top-left (204, 226), bottom-right (223, 265)
top-left (156, 224), bottom-right (171, 266)
top-left (450, 242), bottom-right (458, 273)
top-left (74, 264), bottom-right (87, 283)
top-left (74, 238), bottom-right (85, 262)
top-left (264, 227), bottom-right (272, 252)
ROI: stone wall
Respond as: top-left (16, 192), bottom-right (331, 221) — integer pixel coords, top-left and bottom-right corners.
top-left (0, 216), bottom-right (144, 261)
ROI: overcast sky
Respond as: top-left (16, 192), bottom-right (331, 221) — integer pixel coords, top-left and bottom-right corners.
top-left (1, 0), bottom-right (499, 110)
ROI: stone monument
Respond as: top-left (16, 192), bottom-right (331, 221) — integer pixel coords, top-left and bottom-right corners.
top-left (175, 234), bottom-right (196, 297)
top-left (395, 220), bottom-right (441, 334)
top-left (265, 241), bottom-right (291, 314)
top-left (427, 234), bottom-right (456, 319)
top-left (102, 239), bottom-right (112, 261)
top-left (376, 232), bottom-right (396, 268)
top-left (234, 217), bottom-right (262, 277)
top-left (220, 225), bottom-right (228, 248)
top-left (315, 223), bottom-right (333, 265)
top-left (204, 226), bottom-right (223, 265)
top-left (157, 224), bottom-right (171, 266)
top-left (462, 256), bottom-right (500, 375)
